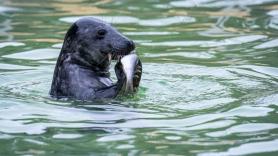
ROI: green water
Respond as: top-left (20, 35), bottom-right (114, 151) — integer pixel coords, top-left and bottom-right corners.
top-left (0, 0), bottom-right (278, 155)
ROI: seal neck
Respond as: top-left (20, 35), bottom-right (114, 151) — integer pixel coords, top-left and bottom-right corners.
top-left (69, 53), bottom-right (110, 77)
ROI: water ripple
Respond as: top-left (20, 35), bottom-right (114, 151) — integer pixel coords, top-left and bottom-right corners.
top-left (59, 15), bottom-right (196, 26)
top-left (2, 48), bottom-right (60, 60)
top-left (170, 0), bottom-right (276, 8)
top-left (207, 123), bottom-right (278, 137)
top-left (200, 139), bottom-right (278, 156)
top-left (0, 42), bottom-right (25, 48)
top-left (0, 0), bottom-right (277, 155)
top-left (141, 35), bottom-right (267, 47)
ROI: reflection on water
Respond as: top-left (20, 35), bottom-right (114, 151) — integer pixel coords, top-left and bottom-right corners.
top-left (169, 0), bottom-right (276, 8)
top-left (141, 35), bottom-right (267, 47)
top-left (60, 15), bottom-right (196, 26)
top-left (254, 38), bottom-right (278, 49)
top-left (0, 0), bottom-right (278, 155)
top-left (2, 48), bottom-right (60, 60)
top-left (0, 42), bottom-right (24, 48)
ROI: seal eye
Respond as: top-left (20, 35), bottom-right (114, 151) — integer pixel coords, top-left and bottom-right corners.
top-left (96, 29), bottom-right (107, 39)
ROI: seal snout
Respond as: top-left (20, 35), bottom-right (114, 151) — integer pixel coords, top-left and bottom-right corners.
top-left (110, 39), bottom-right (136, 60)
top-left (116, 39), bottom-right (135, 55)
top-left (126, 40), bottom-right (135, 52)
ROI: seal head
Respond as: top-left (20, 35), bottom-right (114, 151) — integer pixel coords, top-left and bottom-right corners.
top-left (60, 17), bottom-right (135, 75)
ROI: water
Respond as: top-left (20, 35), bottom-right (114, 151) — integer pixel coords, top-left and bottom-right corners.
top-left (0, 0), bottom-right (278, 155)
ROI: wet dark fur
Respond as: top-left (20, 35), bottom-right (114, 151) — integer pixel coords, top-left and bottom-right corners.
top-left (50, 17), bottom-right (137, 100)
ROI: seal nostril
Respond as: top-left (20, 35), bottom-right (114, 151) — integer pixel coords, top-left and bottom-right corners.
top-left (108, 44), bottom-right (112, 49)
top-left (126, 40), bottom-right (135, 52)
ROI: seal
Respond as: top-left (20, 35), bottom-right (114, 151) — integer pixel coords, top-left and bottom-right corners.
top-left (50, 17), bottom-right (142, 100)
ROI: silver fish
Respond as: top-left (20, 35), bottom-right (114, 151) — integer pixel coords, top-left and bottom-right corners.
top-left (120, 53), bottom-right (140, 93)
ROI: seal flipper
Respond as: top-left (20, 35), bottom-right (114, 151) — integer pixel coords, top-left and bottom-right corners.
top-left (93, 85), bottom-right (119, 98)
top-left (93, 78), bottom-right (125, 99)
top-left (114, 54), bottom-right (142, 94)
top-left (132, 59), bottom-right (142, 90)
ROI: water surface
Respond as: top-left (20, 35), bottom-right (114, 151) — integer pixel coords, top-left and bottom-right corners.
top-left (0, 0), bottom-right (278, 155)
